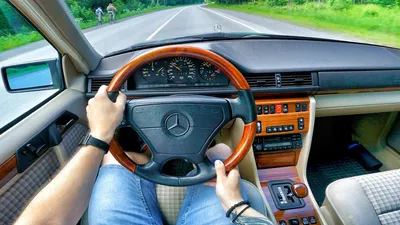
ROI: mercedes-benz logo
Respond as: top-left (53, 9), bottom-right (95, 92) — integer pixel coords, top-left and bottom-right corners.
top-left (165, 113), bottom-right (190, 137)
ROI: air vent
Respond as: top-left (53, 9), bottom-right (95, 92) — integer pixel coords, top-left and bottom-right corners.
top-left (246, 74), bottom-right (276, 88)
top-left (90, 78), bottom-right (112, 92)
top-left (246, 72), bottom-right (313, 88)
top-left (280, 73), bottom-right (313, 86)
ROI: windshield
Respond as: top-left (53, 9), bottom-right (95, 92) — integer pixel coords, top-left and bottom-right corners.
top-left (63, 0), bottom-right (399, 54)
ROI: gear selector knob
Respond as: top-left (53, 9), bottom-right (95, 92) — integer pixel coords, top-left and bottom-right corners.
top-left (291, 182), bottom-right (308, 198)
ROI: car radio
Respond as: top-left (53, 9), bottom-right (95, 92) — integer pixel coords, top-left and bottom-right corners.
top-left (253, 134), bottom-right (302, 152)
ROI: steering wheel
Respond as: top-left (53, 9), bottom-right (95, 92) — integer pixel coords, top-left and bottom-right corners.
top-left (106, 46), bottom-right (256, 186)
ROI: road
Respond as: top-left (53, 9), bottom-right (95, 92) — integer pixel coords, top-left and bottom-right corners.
top-left (0, 5), bottom-right (361, 129)
top-left (8, 68), bottom-right (52, 90)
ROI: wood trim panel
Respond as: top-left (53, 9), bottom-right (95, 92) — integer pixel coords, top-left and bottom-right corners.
top-left (258, 167), bottom-right (321, 225)
top-left (0, 155), bottom-right (17, 188)
top-left (256, 149), bottom-right (300, 168)
top-left (255, 98), bottom-right (310, 137)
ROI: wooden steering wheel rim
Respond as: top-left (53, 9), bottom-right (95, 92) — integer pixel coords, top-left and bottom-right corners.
top-left (107, 45), bottom-right (256, 173)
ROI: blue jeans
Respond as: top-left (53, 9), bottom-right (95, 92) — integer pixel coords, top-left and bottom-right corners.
top-left (88, 164), bottom-right (247, 225)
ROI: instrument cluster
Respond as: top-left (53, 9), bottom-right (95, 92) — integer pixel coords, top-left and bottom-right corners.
top-left (131, 56), bottom-right (230, 89)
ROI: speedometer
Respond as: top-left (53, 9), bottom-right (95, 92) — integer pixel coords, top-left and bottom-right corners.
top-left (141, 61), bottom-right (167, 83)
top-left (167, 57), bottom-right (197, 84)
top-left (199, 62), bottom-right (221, 81)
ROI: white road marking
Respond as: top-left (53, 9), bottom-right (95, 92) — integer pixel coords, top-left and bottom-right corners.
top-left (200, 6), bottom-right (261, 33)
top-left (146, 7), bottom-right (186, 40)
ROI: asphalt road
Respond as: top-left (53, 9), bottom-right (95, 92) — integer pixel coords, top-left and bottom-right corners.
top-left (8, 68), bottom-right (52, 90)
top-left (0, 5), bottom-right (361, 129)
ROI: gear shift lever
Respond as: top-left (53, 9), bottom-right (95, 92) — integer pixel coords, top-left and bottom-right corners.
top-left (291, 182), bottom-right (308, 198)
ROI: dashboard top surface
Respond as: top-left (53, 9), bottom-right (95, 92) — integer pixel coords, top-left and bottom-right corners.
top-left (90, 39), bottom-right (400, 77)
top-left (87, 39), bottom-right (400, 96)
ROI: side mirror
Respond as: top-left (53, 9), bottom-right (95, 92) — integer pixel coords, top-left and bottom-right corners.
top-left (1, 59), bottom-right (62, 92)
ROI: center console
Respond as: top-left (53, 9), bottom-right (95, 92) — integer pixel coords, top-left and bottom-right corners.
top-left (254, 98), bottom-right (309, 169)
top-left (253, 97), bottom-right (320, 225)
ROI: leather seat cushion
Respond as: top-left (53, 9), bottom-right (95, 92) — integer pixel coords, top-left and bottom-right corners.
top-left (324, 169), bottom-right (400, 225)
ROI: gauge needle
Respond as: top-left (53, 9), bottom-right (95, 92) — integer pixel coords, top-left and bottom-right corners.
top-left (157, 67), bottom-right (163, 72)
top-left (172, 63), bottom-right (181, 71)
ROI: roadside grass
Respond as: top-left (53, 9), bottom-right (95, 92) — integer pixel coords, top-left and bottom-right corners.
top-left (5, 64), bottom-right (49, 77)
top-left (0, 6), bottom-right (174, 53)
top-left (0, 32), bottom-right (43, 52)
top-left (208, 3), bottom-right (400, 48)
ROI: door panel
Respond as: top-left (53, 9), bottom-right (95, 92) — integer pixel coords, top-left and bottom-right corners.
top-left (0, 90), bottom-right (87, 165)
top-left (60, 123), bottom-right (88, 158)
top-left (0, 89), bottom-right (88, 224)
top-left (0, 150), bottom-right (60, 224)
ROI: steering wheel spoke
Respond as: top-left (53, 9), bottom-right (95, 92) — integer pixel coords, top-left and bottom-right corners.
top-left (136, 159), bottom-right (215, 186)
top-left (228, 90), bottom-right (257, 124)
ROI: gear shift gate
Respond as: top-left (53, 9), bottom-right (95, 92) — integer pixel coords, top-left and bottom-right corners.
top-left (268, 179), bottom-right (305, 210)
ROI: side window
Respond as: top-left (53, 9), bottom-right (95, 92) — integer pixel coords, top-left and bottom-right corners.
top-left (0, 1), bottom-right (62, 132)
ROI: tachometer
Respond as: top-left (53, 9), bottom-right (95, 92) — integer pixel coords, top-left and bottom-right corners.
top-left (167, 57), bottom-right (197, 84)
top-left (199, 62), bottom-right (221, 82)
top-left (141, 61), bottom-right (167, 83)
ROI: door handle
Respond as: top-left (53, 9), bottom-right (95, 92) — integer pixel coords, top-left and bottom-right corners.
top-left (16, 111), bottom-right (78, 173)
top-left (26, 142), bottom-right (47, 156)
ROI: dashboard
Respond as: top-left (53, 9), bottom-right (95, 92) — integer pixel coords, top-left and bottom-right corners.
top-left (128, 56), bottom-right (229, 89)
top-left (88, 39), bottom-right (400, 97)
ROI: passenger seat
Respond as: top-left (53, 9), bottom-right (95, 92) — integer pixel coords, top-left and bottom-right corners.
top-left (321, 169), bottom-right (400, 225)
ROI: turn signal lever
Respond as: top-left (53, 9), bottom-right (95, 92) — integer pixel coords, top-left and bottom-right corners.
top-left (291, 182), bottom-right (308, 198)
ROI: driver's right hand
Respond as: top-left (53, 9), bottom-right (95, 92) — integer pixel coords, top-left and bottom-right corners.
top-left (215, 160), bottom-right (245, 211)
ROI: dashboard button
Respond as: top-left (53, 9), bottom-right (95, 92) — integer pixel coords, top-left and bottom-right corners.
top-left (267, 127), bottom-right (272, 133)
top-left (283, 126), bottom-right (289, 131)
top-left (302, 103), bottom-right (307, 111)
top-left (288, 125), bottom-right (294, 131)
top-left (298, 118), bottom-right (305, 130)
top-left (308, 216), bottom-right (317, 224)
top-left (257, 121), bottom-right (262, 134)
top-left (257, 106), bottom-right (262, 115)
top-left (295, 103), bottom-right (301, 112)
top-left (264, 105), bottom-right (269, 114)
top-left (276, 104), bottom-right (282, 113)
top-left (301, 217), bottom-right (310, 225)
top-left (270, 105), bottom-right (276, 114)
top-left (255, 144), bottom-right (263, 151)
top-left (283, 104), bottom-right (289, 113)
top-left (272, 126), bottom-right (278, 132)
top-left (289, 219), bottom-right (300, 225)
top-left (278, 126), bottom-right (283, 132)
top-left (279, 220), bottom-right (287, 225)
